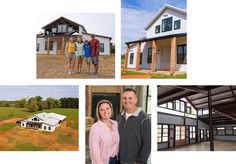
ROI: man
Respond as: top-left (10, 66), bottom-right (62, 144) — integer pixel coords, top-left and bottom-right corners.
top-left (117, 88), bottom-right (151, 164)
top-left (89, 34), bottom-right (100, 76)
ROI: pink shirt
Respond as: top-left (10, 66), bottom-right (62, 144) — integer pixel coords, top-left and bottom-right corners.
top-left (89, 120), bottom-right (120, 164)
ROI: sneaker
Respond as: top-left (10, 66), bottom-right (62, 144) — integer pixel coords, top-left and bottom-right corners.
top-left (69, 71), bottom-right (72, 75)
top-left (91, 72), bottom-right (97, 76)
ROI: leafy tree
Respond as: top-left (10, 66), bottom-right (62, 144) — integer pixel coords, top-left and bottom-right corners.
top-left (46, 97), bottom-right (55, 109)
top-left (38, 101), bottom-right (48, 111)
top-left (28, 100), bottom-right (39, 112)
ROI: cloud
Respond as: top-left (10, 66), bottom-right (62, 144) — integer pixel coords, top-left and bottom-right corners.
top-left (0, 86), bottom-right (78, 100)
top-left (121, 8), bottom-right (155, 53)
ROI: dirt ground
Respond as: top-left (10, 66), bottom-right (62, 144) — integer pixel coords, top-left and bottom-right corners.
top-left (121, 75), bottom-right (151, 79)
top-left (37, 55), bottom-right (115, 79)
top-left (0, 118), bottom-right (78, 151)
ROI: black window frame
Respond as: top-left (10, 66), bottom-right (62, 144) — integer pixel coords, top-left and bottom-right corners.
top-left (139, 52), bottom-right (143, 65)
top-left (155, 25), bottom-right (160, 34)
top-left (147, 48), bottom-right (152, 63)
top-left (189, 126), bottom-right (196, 139)
top-left (158, 124), bottom-right (169, 143)
top-left (36, 43), bottom-right (40, 52)
top-left (162, 17), bottom-right (173, 32)
top-left (45, 41), bottom-right (54, 51)
top-left (100, 43), bottom-right (104, 52)
top-left (129, 53), bottom-right (134, 64)
top-left (177, 44), bottom-right (187, 64)
top-left (174, 20), bottom-right (181, 30)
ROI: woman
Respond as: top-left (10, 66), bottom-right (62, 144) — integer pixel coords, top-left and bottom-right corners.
top-left (89, 100), bottom-right (119, 164)
top-left (75, 37), bottom-right (84, 73)
top-left (65, 37), bottom-right (76, 74)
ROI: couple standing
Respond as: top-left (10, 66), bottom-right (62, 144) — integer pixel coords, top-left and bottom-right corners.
top-left (65, 34), bottom-right (100, 76)
top-left (89, 88), bottom-right (151, 164)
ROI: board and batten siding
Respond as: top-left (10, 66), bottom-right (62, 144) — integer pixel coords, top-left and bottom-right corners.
top-left (146, 8), bottom-right (186, 39)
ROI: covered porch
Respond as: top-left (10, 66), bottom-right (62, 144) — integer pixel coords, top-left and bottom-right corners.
top-left (26, 122), bottom-right (42, 130)
top-left (124, 33), bottom-right (186, 75)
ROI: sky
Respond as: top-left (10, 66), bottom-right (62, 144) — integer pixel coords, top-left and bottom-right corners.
top-left (36, 13), bottom-right (115, 43)
top-left (121, 0), bottom-right (187, 54)
top-left (0, 86), bottom-right (78, 101)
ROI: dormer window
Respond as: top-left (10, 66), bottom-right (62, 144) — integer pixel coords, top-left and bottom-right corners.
top-left (162, 17), bottom-right (173, 32)
top-left (155, 25), bottom-right (160, 34)
top-left (174, 20), bottom-right (181, 30)
top-left (58, 24), bottom-right (67, 33)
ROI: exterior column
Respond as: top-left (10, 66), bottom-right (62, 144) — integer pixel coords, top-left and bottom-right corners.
top-left (62, 36), bottom-right (65, 56)
top-left (170, 37), bottom-right (176, 75)
top-left (135, 42), bottom-right (141, 71)
top-left (208, 90), bottom-right (214, 151)
top-left (124, 44), bottom-right (129, 69)
top-left (47, 37), bottom-right (50, 55)
top-left (151, 40), bottom-right (157, 72)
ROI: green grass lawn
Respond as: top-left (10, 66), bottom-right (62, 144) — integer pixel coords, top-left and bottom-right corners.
top-left (0, 107), bottom-right (78, 124)
top-left (15, 141), bottom-right (45, 151)
top-left (121, 70), bottom-right (187, 79)
top-left (0, 123), bottom-right (18, 131)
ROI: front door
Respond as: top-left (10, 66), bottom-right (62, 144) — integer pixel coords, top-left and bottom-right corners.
top-left (175, 125), bottom-right (185, 147)
top-left (160, 46), bottom-right (170, 70)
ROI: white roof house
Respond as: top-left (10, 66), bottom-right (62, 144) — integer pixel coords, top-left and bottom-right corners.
top-left (124, 4), bottom-right (187, 75)
top-left (20, 112), bottom-right (66, 132)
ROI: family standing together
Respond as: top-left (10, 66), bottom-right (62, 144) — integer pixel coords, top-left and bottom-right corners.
top-left (89, 88), bottom-right (151, 164)
top-left (65, 34), bottom-right (100, 76)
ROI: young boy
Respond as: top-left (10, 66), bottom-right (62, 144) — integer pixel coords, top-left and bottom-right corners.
top-left (83, 40), bottom-right (91, 74)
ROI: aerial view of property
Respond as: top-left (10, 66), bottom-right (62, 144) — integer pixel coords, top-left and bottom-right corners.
top-left (157, 86), bottom-right (236, 151)
top-left (0, 85), bottom-right (79, 151)
top-left (121, 0), bottom-right (187, 78)
top-left (36, 14), bottom-right (115, 79)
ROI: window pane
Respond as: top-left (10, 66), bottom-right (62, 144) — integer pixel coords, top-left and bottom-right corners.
top-left (147, 48), bottom-right (152, 63)
top-left (176, 100), bottom-right (180, 111)
top-left (180, 101), bottom-right (185, 112)
top-left (129, 53), bottom-right (134, 64)
top-left (162, 17), bottom-right (173, 32)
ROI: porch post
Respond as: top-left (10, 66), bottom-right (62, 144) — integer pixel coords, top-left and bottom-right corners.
top-left (62, 36), bottom-right (65, 56)
top-left (151, 40), bottom-right (157, 72)
top-left (135, 42), bottom-right (141, 71)
top-left (170, 37), bottom-right (176, 75)
top-left (124, 44), bottom-right (129, 69)
top-left (47, 36), bottom-right (50, 55)
top-left (208, 90), bottom-right (214, 151)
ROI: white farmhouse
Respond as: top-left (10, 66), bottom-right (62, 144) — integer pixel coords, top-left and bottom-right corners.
top-left (20, 112), bottom-right (66, 132)
top-left (37, 16), bottom-right (112, 56)
top-left (124, 4), bottom-right (187, 75)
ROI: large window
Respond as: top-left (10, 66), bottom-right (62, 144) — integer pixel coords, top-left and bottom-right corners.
top-left (189, 126), bottom-right (196, 139)
top-left (147, 48), bottom-right (152, 63)
top-left (36, 43), bottom-right (40, 51)
top-left (139, 52), bottom-right (143, 65)
top-left (129, 53), bottom-right (134, 64)
top-left (177, 44), bottom-right (187, 64)
top-left (62, 25), bottom-right (67, 32)
top-left (155, 25), bottom-right (160, 33)
top-left (217, 127), bottom-right (225, 135)
top-left (158, 124), bottom-right (168, 143)
top-left (52, 27), bottom-right (57, 33)
top-left (174, 20), bottom-right (181, 30)
top-left (45, 41), bottom-right (54, 51)
top-left (100, 43), bottom-right (104, 52)
top-left (162, 17), bottom-right (173, 32)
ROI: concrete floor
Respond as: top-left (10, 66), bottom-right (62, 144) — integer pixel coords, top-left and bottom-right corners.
top-left (161, 140), bottom-right (236, 151)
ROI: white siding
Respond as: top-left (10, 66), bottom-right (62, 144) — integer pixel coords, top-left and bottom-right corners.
top-left (146, 8), bottom-right (186, 38)
top-left (82, 34), bottom-right (111, 55)
top-left (36, 37), bottom-right (57, 55)
top-left (42, 124), bottom-right (56, 132)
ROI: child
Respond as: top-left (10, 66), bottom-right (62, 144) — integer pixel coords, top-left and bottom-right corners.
top-left (83, 40), bottom-right (91, 74)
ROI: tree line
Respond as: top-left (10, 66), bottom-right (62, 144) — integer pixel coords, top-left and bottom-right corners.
top-left (0, 96), bottom-right (78, 112)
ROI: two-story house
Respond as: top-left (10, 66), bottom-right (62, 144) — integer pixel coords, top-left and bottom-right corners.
top-left (36, 16), bottom-right (112, 56)
top-left (124, 4), bottom-right (187, 75)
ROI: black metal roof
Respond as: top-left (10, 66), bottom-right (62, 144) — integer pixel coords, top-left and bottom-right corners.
top-left (158, 86), bottom-right (236, 125)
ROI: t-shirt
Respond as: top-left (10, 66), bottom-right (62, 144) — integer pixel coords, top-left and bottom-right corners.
top-left (89, 39), bottom-right (100, 57)
top-left (67, 42), bottom-right (76, 54)
top-left (75, 42), bottom-right (84, 56)
top-left (83, 43), bottom-right (91, 57)
top-left (125, 112), bottom-right (133, 120)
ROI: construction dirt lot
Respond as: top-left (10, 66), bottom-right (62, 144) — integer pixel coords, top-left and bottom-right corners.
top-left (0, 118), bottom-right (78, 151)
top-left (37, 55), bottom-right (115, 79)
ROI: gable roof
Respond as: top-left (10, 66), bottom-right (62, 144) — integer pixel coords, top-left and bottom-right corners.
top-left (144, 4), bottom-right (186, 30)
top-left (42, 16), bottom-right (87, 33)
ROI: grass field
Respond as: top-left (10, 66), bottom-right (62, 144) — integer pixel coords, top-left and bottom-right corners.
top-left (0, 107), bottom-right (78, 151)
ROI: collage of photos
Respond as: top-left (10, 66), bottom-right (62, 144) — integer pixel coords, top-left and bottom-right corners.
top-left (1, 0), bottom-right (236, 164)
